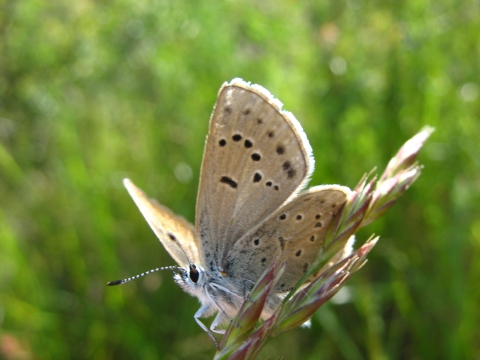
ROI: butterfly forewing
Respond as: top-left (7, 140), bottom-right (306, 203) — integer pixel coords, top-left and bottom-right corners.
top-left (224, 186), bottom-right (350, 292)
top-left (124, 179), bottom-right (200, 267)
top-left (196, 79), bottom-right (314, 268)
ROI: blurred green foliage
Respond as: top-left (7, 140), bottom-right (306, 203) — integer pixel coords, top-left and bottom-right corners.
top-left (1, 0), bottom-right (479, 359)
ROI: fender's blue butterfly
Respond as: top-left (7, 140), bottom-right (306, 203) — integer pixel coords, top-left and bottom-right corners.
top-left (111, 79), bottom-right (351, 343)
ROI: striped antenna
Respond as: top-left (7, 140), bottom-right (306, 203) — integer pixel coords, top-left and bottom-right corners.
top-left (107, 266), bottom-right (179, 286)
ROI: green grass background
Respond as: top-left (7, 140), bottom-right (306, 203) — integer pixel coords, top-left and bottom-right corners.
top-left (1, 0), bottom-right (479, 359)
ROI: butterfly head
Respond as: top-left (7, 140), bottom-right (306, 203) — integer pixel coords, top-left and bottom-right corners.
top-left (174, 264), bottom-right (210, 299)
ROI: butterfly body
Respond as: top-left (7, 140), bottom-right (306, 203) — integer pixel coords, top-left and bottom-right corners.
top-left (121, 79), bottom-right (351, 340)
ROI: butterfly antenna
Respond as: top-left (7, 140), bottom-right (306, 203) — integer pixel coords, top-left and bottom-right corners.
top-left (166, 232), bottom-right (195, 266)
top-left (107, 266), bottom-right (178, 286)
top-left (178, 243), bottom-right (194, 265)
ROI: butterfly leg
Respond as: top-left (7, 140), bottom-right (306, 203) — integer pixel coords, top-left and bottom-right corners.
top-left (210, 312), bottom-right (230, 334)
top-left (194, 305), bottom-right (219, 348)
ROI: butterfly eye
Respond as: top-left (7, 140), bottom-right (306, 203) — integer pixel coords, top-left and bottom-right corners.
top-left (189, 265), bottom-right (199, 283)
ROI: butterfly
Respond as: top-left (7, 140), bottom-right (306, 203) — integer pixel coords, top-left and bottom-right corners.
top-left (110, 78), bottom-right (351, 344)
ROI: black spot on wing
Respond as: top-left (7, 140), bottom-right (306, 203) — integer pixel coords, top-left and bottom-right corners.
top-left (282, 161), bottom-right (296, 179)
top-left (251, 153), bottom-right (261, 161)
top-left (220, 176), bottom-right (238, 189)
top-left (303, 263), bottom-right (309, 273)
top-left (253, 172), bottom-right (262, 183)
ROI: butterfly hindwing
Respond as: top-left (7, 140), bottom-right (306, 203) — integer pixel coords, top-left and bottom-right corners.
top-left (224, 185), bottom-right (350, 292)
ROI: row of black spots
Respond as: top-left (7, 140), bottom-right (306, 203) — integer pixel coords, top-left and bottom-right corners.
top-left (223, 105), bottom-right (259, 124)
top-left (253, 238), bottom-right (260, 246)
top-left (253, 172), bottom-right (262, 183)
top-left (219, 134), bottom-right (254, 148)
top-left (295, 249), bottom-right (302, 257)
top-left (220, 176), bottom-right (238, 189)
top-left (277, 284), bottom-right (295, 292)
top-left (310, 235), bottom-right (316, 242)
top-left (265, 181), bottom-right (279, 191)
top-left (232, 133), bottom-right (260, 159)
top-left (314, 221), bottom-right (323, 228)
top-left (303, 262), bottom-right (309, 273)
top-left (278, 212), bottom-right (305, 221)
top-left (282, 161), bottom-right (296, 179)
